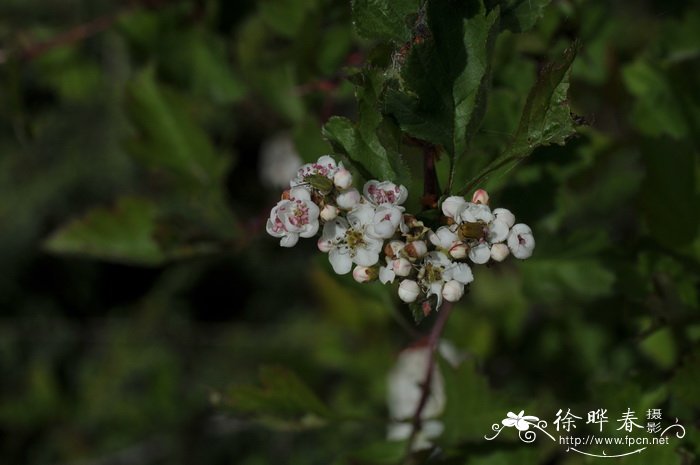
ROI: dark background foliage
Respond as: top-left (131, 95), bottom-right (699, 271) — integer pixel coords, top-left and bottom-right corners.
top-left (0, 0), bottom-right (698, 464)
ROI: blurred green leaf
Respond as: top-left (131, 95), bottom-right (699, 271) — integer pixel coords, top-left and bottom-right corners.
top-left (520, 258), bottom-right (615, 302)
top-left (125, 67), bottom-right (229, 189)
top-left (640, 137), bottom-right (699, 248)
top-left (486, 0), bottom-right (552, 32)
top-left (383, 0), bottom-right (500, 192)
top-left (225, 366), bottom-right (331, 430)
top-left (259, 0), bottom-right (318, 38)
top-left (43, 197), bottom-right (165, 265)
top-left (457, 41), bottom-right (579, 195)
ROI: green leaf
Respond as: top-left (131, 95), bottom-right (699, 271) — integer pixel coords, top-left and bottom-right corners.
top-left (351, 0), bottom-right (421, 42)
top-left (323, 70), bottom-right (410, 185)
top-left (622, 59), bottom-right (690, 139)
top-left (224, 366), bottom-right (331, 430)
top-left (43, 197), bottom-right (165, 266)
top-left (457, 42), bottom-right (579, 195)
top-left (486, 0), bottom-right (552, 32)
top-left (519, 258), bottom-right (615, 302)
top-left (125, 67), bottom-right (229, 189)
top-left (640, 137), bottom-right (699, 248)
top-left (383, 0), bottom-right (500, 192)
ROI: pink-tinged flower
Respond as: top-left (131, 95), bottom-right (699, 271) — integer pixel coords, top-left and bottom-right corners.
top-left (502, 411), bottom-right (539, 431)
top-left (471, 189), bottom-right (490, 205)
top-left (428, 226), bottom-right (466, 259)
top-left (318, 204), bottom-right (383, 274)
top-left (507, 223), bottom-right (535, 259)
top-left (379, 257), bottom-right (412, 284)
top-left (353, 265), bottom-right (377, 283)
top-left (363, 180), bottom-right (408, 206)
top-left (290, 155), bottom-right (340, 188)
top-left (490, 243), bottom-right (510, 262)
top-left (320, 204), bottom-right (339, 221)
top-left (333, 167), bottom-right (353, 189)
top-left (266, 187), bottom-right (320, 247)
top-left (368, 204), bottom-right (404, 239)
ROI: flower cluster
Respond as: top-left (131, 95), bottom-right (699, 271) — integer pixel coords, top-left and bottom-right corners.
top-left (266, 155), bottom-right (535, 313)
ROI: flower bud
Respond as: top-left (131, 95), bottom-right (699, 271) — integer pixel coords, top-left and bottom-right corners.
top-left (320, 204), bottom-right (338, 221)
top-left (404, 240), bottom-right (427, 259)
top-left (333, 167), bottom-right (353, 189)
top-left (468, 242), bottom-right (491, 264)
top-left (336, 188), bottom-right (361, 210)
top-left (449, 242), bottom-right (468, 260)
top-left (471, 189), bottom-right (489, 205)
top-left (353, 265), bottom-right (377, 283)
top-left (441, 196), bottom-right (466, 219)
top-left (384, 240), bottom-right (405, 258)
top-left (317, 237), bottom-right (333, 253)
top-left (393, 258), bottom-right (412, 277)
top-left (493, 208), bottom-right (515, 229)
top-left (398, 279), bottom-right (421, 303)
top-left (442, 280), bottom-right (464, 302)
top-left (490, 243), bottom-right (510, 262)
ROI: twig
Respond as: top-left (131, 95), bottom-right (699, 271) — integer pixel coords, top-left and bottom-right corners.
top-left (405, 301), bottom-right (454, 454)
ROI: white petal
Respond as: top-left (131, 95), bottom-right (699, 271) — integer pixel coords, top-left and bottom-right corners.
top-left (353, 245), bottom-right (380, 267)
top-left (493, 208), bottom-right (515, 228)
top-left (299, 220), bottom-right (319, 238)
top-left (468, 243), bottom-right (491, 264)
top-left (329, 247), bottom-right (352, 274)
top-left (347, 203), bottom-right (375, 226)
top-left (487, 219), bottom-right (509, 243)
top-left (507, 224), bottom-right (535, 259)
top-left (447, 262), bottom-right (473, 285)
top-left (280, 234), bottom-right (299, 248)
top-left (289, 186), bottom-right (311, 201)
top-left (441, 196), bottom-right (466, 219)
top-left (379, 265), bottom-right (396, 284)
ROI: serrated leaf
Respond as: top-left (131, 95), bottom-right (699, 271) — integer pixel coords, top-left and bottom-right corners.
top-left (351, 0), bottom-right (421, 42)
top-left (322, 71), bottom-right (410, 186)
top-left (457, 42), bottom-right (579, 195)
top-left (486, 0), bottom-right (552, 32)
top-left (383, 0), bottom-right (500, 192)
top-left (224, 366), bottom-right (331, 430)
top-left (43, 197), bottom-right (165, 266)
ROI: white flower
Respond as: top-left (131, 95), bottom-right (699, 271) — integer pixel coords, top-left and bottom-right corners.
top-left (368, 204), bottom-right (403, 239)
top-left (507, 223), bottom-right (535, 259)
top-left (387, 345), bottom-right (446, 450)
top-left (471, 189), bottom-right (490, 205)
top-left (320, 204), bottom-right (338, 221)
top-left (493, 208), bottom-right (515, 229)
top-left (442, 280), bottom-right (464, 302)
top-left (259, 133), bottom-right (302, 189)
top-left (486, 217), bottom-right (510, 243)
top-left (353, 265), bottom-right (377, 283)
top-left (333, 167), bottom-right (353, 189)
top-left (379, 257), bottom-right (413, 284)
top-left (398, 279), bottom-right (420, 303)
top-left (363, 180), bottom-right (408, 206)
top-left (468, 242), bottom-right (491, 264)
top-left (459, 202), bottom-right (494, 224)
top-left (428, 226), bottom-right (466, 258)
top-left (290, 155), bottom-right (339, 188)
top-left (502, 411), bottom-right (540, 432)
top-left (265, 187), bottom-right (320, 247)
top-left (336, 188), bottom-right (361, 210)
top-left (419, 252), bottom-right (473, 308)
top-left (384, 240), bottom-right (406, 258)
top-left (318, 204), bottom-right (383, 274)
top-left (490, 243), bottom-right (510, 262)
top-left (441, 196), bottom-right (467, 220)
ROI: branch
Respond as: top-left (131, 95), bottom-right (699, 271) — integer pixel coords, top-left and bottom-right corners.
top-left (405, 301), bottom-right (454, 453)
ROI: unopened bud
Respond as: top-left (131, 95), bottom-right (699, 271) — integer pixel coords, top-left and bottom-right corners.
top-left (333, 167), bottom-right (353, 189)
top-left (442, 280), bottom-right (465, 302)
top-left (320, 204), bottom-right (338, 221)
top-left (353, 265), bottom-right (377, 283)
top-left (471, 189), bottom-right (489, 205)
top-left (490, 243), bottom-right (510, 262)
top-left (493, 208), bottom-right (515, 229)
top-left (336, 188), bottom-right (361, 210)
top-left (393, 258), bottom-right (412, 277)
top-left (398, 279), bottom-right (420, 303)
top-left (449, 242), bottom-right (468, 259)
top-left (404, 240), bottom-right (427, 259)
